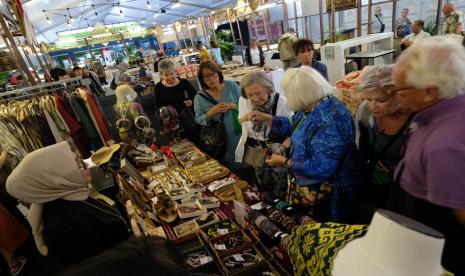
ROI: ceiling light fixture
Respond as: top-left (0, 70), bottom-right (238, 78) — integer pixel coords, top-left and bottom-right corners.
top-left (147, 0), bottom-right (151, 9)
top-left (118, 2), bottom-right (124, 17)
top-left (160, 8), bottom-right (166, 13)
top-left (67, 8), bottom-right (74, 22)
top-left (64, 15), bottom-right (71, 28)
top-left (43, 10), bottom-right (51, 24)
top-left (92, 4), bottom-right (98, 16)
top-left (154, 12), bottom-right (160, 18)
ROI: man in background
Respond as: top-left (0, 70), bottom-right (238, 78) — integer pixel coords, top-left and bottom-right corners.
top-left (442, 2), bottom-right (463, 35)
top-left (400, 20), bottom-right (430, 50)
top-left (396, 8), bottom-right (412, 38)
top-left (278, 28), bottom-right (298, 70)
top-left (371, 6), bottom-right (385, 33)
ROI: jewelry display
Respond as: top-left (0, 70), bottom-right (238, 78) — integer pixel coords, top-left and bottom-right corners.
top-left (174, 220), bottom-right (198, 238)
top-left (204, 219), bottom-right (240, 238)
top-left (178, 202), bottom-right (207, 219)
top-left (185, 160), bottom-right (230, 184)
top-left (184, 247), bottom-right (214, 269)
top-left (194, 211), bottom-right (220, 228)
top-left (211, 230), bottom-right (249, 253)
top-left (222, 247), bottom-right (262, 272)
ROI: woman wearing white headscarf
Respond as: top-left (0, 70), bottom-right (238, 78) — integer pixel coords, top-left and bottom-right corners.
top-left (6, 142), bottom-right (130, 268)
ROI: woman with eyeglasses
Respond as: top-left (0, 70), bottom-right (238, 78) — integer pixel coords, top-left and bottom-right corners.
top-left (356, 65), bottom-right (412, 214)
top-left (293, 39), bottom-right (328, 81)
top-left (6, 142), bottom-right (130, 271)
top-left (194, 61), bottom-right (250, 178)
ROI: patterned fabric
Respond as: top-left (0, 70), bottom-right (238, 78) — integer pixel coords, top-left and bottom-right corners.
top-left (442, 10), bottom-right (463, 34)
top-left (270, 95), bottom-right (360, 223)
top-left (287, 222), bottom-right (368, 276)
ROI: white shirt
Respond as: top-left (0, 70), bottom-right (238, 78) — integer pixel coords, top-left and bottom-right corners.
top-left (235, 94), bottom-right (293, 162)
top-left (250, 48), bottom-right (260, 65)
top-left (401, 30), bottom-right (431, 44)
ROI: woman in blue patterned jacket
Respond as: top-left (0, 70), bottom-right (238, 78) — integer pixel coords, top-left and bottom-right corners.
top-left (242, 67), bottom-right (360, 223)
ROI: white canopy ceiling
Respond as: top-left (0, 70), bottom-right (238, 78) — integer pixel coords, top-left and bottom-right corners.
top-left (20, 0), bottom-right (237, 43)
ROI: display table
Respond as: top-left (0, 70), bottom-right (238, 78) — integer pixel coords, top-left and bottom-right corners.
top-left (112, 141), bottom-right (292, 275)
top-left (345, 49), bottom-right (396, 69)
top-left (321, 32), bottom-right (394, 85)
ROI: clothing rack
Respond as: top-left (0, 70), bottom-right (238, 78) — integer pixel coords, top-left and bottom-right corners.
top-left (0, 76), bottom-right (92, 99)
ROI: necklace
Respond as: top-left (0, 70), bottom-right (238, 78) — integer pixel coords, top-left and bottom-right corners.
top-left (81, 199), bottom-right (127, 224)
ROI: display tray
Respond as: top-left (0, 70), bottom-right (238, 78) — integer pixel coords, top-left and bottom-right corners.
top-left (203, 219), bottom-right (240, 239)
top-left (194, 211), bottom-right (220, 229)
top-left (178, 202), bottom-right (208, 219)
top-left (175, 145), bottom-right (207, 168)
top-left (174, 219), bottom-right (199, 238)
top-left (173, 232), bottom-right (205, 254)
top-left (186, 160), bottom-right (230, 184)
top-left (183, 246), bottom-right (216, 271)
top-left (209, 230), bottom-right (253, 257)
top-left (218, 245), bottom-right (265, 274)
top-left (197, 197), bottom-right (220, 209)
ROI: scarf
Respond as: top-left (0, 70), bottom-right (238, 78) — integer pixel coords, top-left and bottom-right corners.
top-left (6, 142), bottom-right (90, 256)
top-left (252, 93), bottom-right (276, 134)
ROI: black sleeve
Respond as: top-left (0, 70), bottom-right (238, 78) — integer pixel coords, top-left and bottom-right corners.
top-left (245, 47), bottom-right (251, 65)
top-left (259, 47), bottom-right (265, 67)
top-left (182, 79), bottom-right (197, 101)
top-left (154, 82), bottom-right (163, 109)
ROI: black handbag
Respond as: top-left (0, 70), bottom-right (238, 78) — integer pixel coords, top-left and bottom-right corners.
top-left (110, 76), bottom-right (117, 90)
top-left (179, 90), bottom-right (197, 132)
top-left (198, 92), bottom-right (226, 158)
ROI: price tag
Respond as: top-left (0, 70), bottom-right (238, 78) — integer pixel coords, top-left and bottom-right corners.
top-left (233, 254), bottom-right (245, 262)
top-left (214, 244), bottom-right (227, 250)
top-left (218, 228), bottom-right (229, 235)
top-left (199, 256), bottom-right (212, 265)
top-left (126, 94), bottom-right (133, 101)
top-left (250, 202), bottom-right (264, 210)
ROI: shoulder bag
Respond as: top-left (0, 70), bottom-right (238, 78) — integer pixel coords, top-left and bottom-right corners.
top-left (179, 90), bottom-right (197, 132)
top-left (198, 92), bottom-right (226, 158)
top-left (243, 94), bottom-right (280, 167)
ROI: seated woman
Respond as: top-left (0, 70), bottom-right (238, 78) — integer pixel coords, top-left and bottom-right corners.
top-left (194, 61), bottom-right (249, 177)
top-left (245, 37), bottom-right (265, 67)
top-left (236, 70), bottom-right (292, 202)
top-left (245, 67), bottom-right (360, 223)
top-left (6, 142), bottom-right (130, 270)
top-left (293, 39), bottom-right (328, 80)
top-left (155, 59), bottom-right (199, 143)
top-left (356, 65), bottom-right (412, 211)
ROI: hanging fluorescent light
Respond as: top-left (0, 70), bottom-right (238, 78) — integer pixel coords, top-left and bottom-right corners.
top-left (147, 0), bottom-right (151, 8)
top-left (67, 8), bottom-right (74, 22)
top-left (120, 9), bottom-right (124, 17)
top-left (92, 4), bottom-right (98, 16)
top-left (257, 3), bottom-right (276, 11)
top-left (154, 12), bottom-right (160, 18)
top-left (47, 16), bottom-right (51, 24)
top-left (43, 10), bottom-right (51, 24)
top-left (172, 1), bottom-right (181, 9)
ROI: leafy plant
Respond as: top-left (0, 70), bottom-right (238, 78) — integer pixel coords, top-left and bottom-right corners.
top-left (215, 30), bottom-right (235, 61)
top-left (424, 15), bottom-right (438, 35)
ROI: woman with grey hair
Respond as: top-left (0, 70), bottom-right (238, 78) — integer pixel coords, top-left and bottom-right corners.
top-left (155, 59), bottom-right (198, 141)
top-left (356, 65), bottom-right (411, 212)
top-left (236, 70), bottom-right (292, 202)
top-left (243, 67), bottom-right (360, 223)
top-left (245, 37), bottom-right (264, 67)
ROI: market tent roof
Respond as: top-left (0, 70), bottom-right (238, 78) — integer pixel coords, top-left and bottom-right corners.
top-left (20, 0), bottom-right (236, 43)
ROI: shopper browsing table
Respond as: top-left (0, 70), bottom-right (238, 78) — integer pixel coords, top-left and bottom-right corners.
top-left (194, 61), bottom-right (248, 175)
top-left (391, 36), bottom-right (465, 275)
top-left (401, 20), bottom-right (430, 50)
top-left (236, 70), bottom-right (292, 203)
top-left (155, 59), bottom-right (199, 143)
top-left (245, 37), bottom-right (265, 67)
top-left (245, 67), bottom-right (360, 223)
top-left (6, 142), bottom-right (130, 270)
top-left (356, 65), bottom-right (411, 212)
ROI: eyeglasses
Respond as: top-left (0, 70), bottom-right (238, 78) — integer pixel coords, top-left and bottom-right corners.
top-left (390, 87), bottom-right (415, 94)
top-left (202, 72), bottom-right (218, 80)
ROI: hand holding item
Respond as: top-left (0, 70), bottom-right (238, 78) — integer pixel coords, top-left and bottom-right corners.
top-left (207, 103), bottom-right (235, 117)
top-left (183, 100), bottom-right (193, 107)
top-left (265, 154), bottom-right (288, 167)
top-left (239, 110), bottom-right (273, 126)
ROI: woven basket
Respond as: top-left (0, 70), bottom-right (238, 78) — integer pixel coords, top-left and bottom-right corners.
top-left (339, 89), bottom-right (363, 118)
